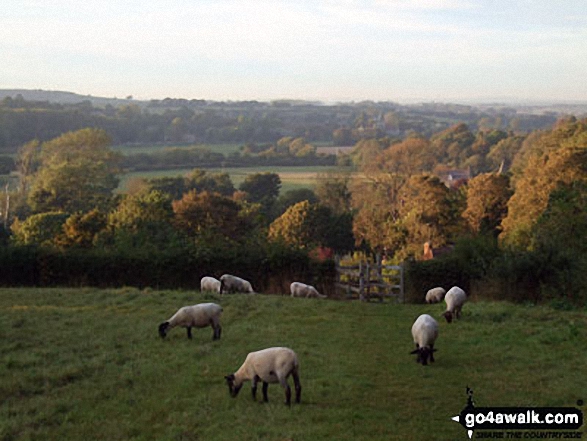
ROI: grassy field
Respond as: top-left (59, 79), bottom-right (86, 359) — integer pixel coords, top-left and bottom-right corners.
top-left (118, 165), bottom-right (339, 194)
top-left (1, 288), bottom-right (586, 440)
top-left (112, 143), bottom-right (244, 156)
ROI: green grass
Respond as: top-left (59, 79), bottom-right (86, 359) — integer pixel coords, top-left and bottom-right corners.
top-left (118, 165), bottom-right (338, 194)
top-left (1, 288), bottom-right (586, 440)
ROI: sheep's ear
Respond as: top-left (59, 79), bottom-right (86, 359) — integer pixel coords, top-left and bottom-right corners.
top-left (410, 349), bottom-right (419, 355)
top-left (432, 348), bottom-right (438, 352)
top-left (225, 374), bottom-right (235, 382)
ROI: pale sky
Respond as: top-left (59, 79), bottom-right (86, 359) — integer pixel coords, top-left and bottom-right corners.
top-left (1, 0), bottom-right (586, 103)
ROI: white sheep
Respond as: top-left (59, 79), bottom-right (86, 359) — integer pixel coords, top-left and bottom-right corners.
top-left (290, 282), bottom-right (327, 299)
top-left (158, 303), bottom-right (223, 340)
top-left (410, 314), bottom-right (439, 366)
top-left (425, 287), bottom-right (446, 304)
top-left (200, 276), bottom-right (221, 293)
top-left (219, 274), bottom-right (255, 294)
top-left (224, 347), bottom-right (301, 405)
top-left (443, 286), bottom-right (467, 323)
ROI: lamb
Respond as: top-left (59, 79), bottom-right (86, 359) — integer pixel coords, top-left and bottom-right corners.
top-left (158, 303), bottom-right (222, 340)
top-left (200, 276), bottom-right (221, 293)
top-left (219, 274), bottom-right (255, 294)
top-left (224, 347), bottom-right (301, 406)
top-left (443, 286), bottom-right (467, 323)
top-left (290, 282), bottom-right (327, 299)
top-left (410, 314), bottom-right (439, 366)
top-left (425, 287), bottom-right (446, 304)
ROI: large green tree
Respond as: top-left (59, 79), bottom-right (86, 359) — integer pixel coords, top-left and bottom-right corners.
top-left (27, 128), bottom-right (121, 214)
top-left (238, 172), bottom-right (281, 215)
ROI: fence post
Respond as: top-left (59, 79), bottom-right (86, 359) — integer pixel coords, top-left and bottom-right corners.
top-left (399, 263), bottom-right (404, 303)
top-left (359, 261), bottom-right (365, 301)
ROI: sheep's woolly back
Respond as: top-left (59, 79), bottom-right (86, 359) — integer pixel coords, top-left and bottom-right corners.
top-left (411, 314), bottom-right (439, 348)
top-left (444, 286), bottom-right (467, 312)
top-left (201, 276), bottom-right (221, 293)
top-left (234, 347), bottom-right (299, 385)
top-left (168, 303), bottom-right (223, 328)
top-left (425, 287), bottom-right (446, 304)
top-left (290, 282), bottom-right (326, 298)
top-left (220, 274), bottom-right (254, 293)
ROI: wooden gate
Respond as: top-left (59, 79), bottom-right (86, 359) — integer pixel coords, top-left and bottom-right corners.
top-left (334, 256), bottom-right (404, 303)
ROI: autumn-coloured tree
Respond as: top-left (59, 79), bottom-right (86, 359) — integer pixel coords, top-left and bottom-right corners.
top-left (398, 174), bottom-right (456, 259)
top-left (463, 173), bottom-right (512, 237)
top-left (351, 174), bottom-right (407, 253)
top-left (11, 212), bottom-right (69, 247)
top-left (509, 117), bottom-right (585, 179)
top-left (486, 135), bottom-right (525, 172)
top-left (268, 200), bottom-right (330, 250)
top-left (56, 209), bottom-right (107, 249)
top-left (376, 137), bottom-right (435, 176)
top-left (500, 118), bottom-right (587, 249)
top-left (172, 190), bottom-right (245, 242)
top-left (429, 123), bottom-right (475, 167)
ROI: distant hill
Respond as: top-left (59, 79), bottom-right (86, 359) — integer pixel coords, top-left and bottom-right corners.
top-left (0, 89), bottom-right (142, 107)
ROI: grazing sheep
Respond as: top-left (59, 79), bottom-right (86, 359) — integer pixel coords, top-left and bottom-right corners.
top-left (410, 314), bottom-right (439, 366)
top-left (219, 274), bottom-right (254, 294)
top-left (290, 282), bottom-right (327, 299)
top-left (200, 276), bottom-right (221, 293)
top-left (158, 303), bottom-right (223, 340)
top-left (425, 287), bottom-right (446, 304)
top-left (224, 347), bottom-right (301, 405)
top-left (443, 286), bottom-right (467, 323)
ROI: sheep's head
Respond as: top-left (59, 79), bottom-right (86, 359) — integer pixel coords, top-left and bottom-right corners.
top-left (224, 374), bottom-right (242, 398)
top-left (410, 347), bottom-right (437, 366)
top-left (443, 311), bottom-right (454, 323)
top-left (158, 322), bottom-right (170, 338)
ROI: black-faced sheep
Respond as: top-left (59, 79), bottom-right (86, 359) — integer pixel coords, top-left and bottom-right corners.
top-left (200, 276), bottom-right (221, 293)
top-left (443, 286), bottom-right (467, 323)
top-left (290, 282), bottom-right (326, 299)
top-left (410, 314), bottom-right (439, 366)
top-left (158, 303), bottom-right (222, 340)
top-left (224, 347), bottom-right (301, 405)
top-left (425, 287), bottom-right (446, 304)
top-left (219, 274), bottom-right (254, 294)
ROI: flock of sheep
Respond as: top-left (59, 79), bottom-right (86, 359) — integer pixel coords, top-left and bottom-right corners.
top-left (157, 273), bottom-right (467, 405)
top-left (158, 273), bottom-right (320, 405)
top-left (412, 285), bottom-right (468, 365)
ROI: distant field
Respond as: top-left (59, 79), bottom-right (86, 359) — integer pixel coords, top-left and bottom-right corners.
top-left (1, 288), bottom-right (585, 440)
top-left (112, 143), bottom-right (243, 156)
top-left (117, 165), bottom-right (340, 194)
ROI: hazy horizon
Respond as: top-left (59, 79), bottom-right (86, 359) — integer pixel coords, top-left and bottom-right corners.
top-left (2, 1), bottom-right (586, 104)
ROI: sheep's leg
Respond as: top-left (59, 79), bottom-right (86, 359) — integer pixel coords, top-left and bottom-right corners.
top-left (292, 371), bottom-right (302, 403)
top-left (251, 375), bottom-right (260, 401)
top-left (430, 344), bottom-right (435, 363)
top-left (262, 382), bottom-right (269, 402)
top-left (211, 319), bottom-right (221, 340)
top-left (278, 376), bottom-right (292, 406)
top-left (186, 327), bottom-right (193, 339)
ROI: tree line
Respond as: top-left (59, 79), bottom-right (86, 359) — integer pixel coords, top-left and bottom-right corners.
top-left (1, 116), bottom-right (586, 305)
top-left (0, 94), bottom-right (561, 152)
